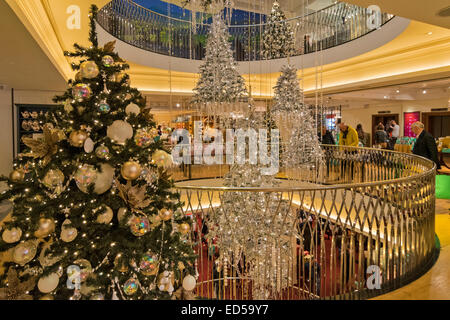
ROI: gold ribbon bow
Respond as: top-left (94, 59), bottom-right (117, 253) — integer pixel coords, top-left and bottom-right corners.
top-left (20, 125), bottom-right (65, 166)
top-left (115, 179), bottom-right (151, 212)
top-left (0, 268), bottom-right (36, 300)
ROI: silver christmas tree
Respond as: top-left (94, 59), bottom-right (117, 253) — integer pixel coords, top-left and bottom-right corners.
top-left (272, 64), bottom-right (323, 170)
top-left (262, 1), bottom-right (296, 59)
top-left (192, 13), bottom-right (248, 111)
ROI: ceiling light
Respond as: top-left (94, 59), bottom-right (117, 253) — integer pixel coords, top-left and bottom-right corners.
top-left (396, 90), bottom-right (400, 93)
top-left (422, 90), bottom-right (427, 94)
top-left (427, 32), bottom-right (433, 35)
top-left (176, 103), bottom-right (181, 108)
top-left (384, 96), bottom-right (388, 99)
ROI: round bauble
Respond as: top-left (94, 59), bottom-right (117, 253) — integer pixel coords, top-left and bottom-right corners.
top-left (125, 103), bottom-right (140, 115)
top-left (179, 223), bottom-right (191, 235)
top-left (69, 130), bottom-right (89, 147)
top-left (134, 129), bottom-right (155, 148)
top-left (158, 209), bottom-right (173, 221)
top-left (80, 60), bottom-right (99, 79)
top-left (182, 275), bottom-right (197, 291)
top-left (130, 215), bottom-right (150, 237)
top-left (84, 138), bottom-right (94, 153)
top-left (72, 83), bottom-right (91, 102)
top-left (114, 254), bottom-right (128, 273)
top-left (117, 207), bottom-right (128, 224)
top-left (98, 102), bottom-right (111, 114)
top-left (42, 169), bottom-right (65, 192)
top-left (95, 145), bottom-right (110, 159)
top-left (34, 218), bottom-right (55, 238)
top-left (39, 294), bottom-right (54, 300)
top-left (121, 161), bottom-right (142, 181)
top-left (74, 259), bottom-right (92, 282)
top-left (38, 272), bottom-right (59, 293)
top-left (74, 164), bottom-right (97, 193)
top-left (102, 55), bottom-right (114, 67)
top-left (13, 241), bottom-right (37, 265)
top-left (151, 150), bottom-right (173, 168)
top-left (123, 278), bottom-right (138, 295)
top-left (2, 227), bottom-right (22, 243)
top-left (61, 219), bottom-right (77, 242)
top-left (94, 163), bottom-right (114, 194)
top-left (96, 206), bottom-right (113, 224)
top-left (107, 120), bottom-right (133, 145)
top-left (9, 169), bottom-right (25, 182)
top-left (140, 252), bottom-right (159, 276)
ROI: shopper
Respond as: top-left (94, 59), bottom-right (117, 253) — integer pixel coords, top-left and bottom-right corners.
top-left (411, 121), bottom-right (441, 170)
top-left (338, 120), bottom-right (358, 147)
top-left (388, 120), bottom-right (400, 150)
top-left (374, 124), bottom-right (388, 149)
top-left (356, 124), bottom-right (369, 147)
top-left (320, 126), bottom-right (335, 145)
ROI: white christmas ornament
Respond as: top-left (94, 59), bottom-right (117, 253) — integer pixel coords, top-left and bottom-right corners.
top-left (38, 273), bottom-right (59, 293)
top-left (107, 120), bottom-right (133, 145)
top-left (94, 163), bottom-right (114, 194)
top-left (182, 275), bottom-right (196, 291)
top-left (84, 138), bottom-right (94, 153)
top-left (125, 103), bottom-right (140, 115)
top-left (96, 206), bottom-right (113, 224)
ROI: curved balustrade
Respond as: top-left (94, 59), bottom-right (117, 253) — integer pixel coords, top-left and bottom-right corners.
top-left (97, 0), bottom-right (394, 61)
top-left (169, 145), bottom-right (438, 299)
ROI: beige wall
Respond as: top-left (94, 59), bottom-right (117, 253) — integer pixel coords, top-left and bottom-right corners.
top-left (341, 98), bottom-right (449, 138)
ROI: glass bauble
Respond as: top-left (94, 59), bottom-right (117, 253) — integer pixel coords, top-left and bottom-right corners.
top-left (72, 83), bottom-right (91, 102)
top-left (95, 145), bottom-right (110, 159)
top-left (130, 215), bottom-right (150, 237)
top-left (134, 129), bottom-right (156, 148)
top-left (140, 252), bottom-right (159, 275)
top-left (80, 60), bottom-right (99, 79)
top-left (74, 164), bottom-right (97, 193)
top-left (102, 55), bottom-right (114, 67)
top-left (123, 278), bottom-right (138, 295)
top-left (13, 241), bottom-right (37, 265)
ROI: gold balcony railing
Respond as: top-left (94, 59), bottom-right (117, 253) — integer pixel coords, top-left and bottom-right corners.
top-left (169, 145), bottom-right (438, 300)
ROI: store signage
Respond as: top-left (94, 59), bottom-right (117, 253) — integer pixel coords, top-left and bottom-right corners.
top-left (404, 112), bottom-right (420, 137)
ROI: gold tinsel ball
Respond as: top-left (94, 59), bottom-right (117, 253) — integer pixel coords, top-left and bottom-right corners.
top-left (69, 130), bottom-right (88, 147)
top-left (121, 161), bottom-right (142, 181)
top-left (158, 209), bottom-right (173, 221)
top-left (2, 227), bottom-right (22, 243)
top-left (34, 218), bottom-right (55, 238)
top-left (9, 169), bottom-right (25, 182)
top-left (179, 223), bottom-right (191, 235)
top-left (80, 60), bottom-right (99, 79)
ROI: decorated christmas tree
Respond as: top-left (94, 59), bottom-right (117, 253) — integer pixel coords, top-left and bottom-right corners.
top-left (262, 1), bottom-right (296, 59)
top-left (0, 5), bottom-right (196, 300)
top-left (272, 64), bottom-right (322, 169)
top-left (192, 13), bottom-right (248, 109)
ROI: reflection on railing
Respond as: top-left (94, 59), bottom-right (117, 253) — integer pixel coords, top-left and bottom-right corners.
top-left (169, 145), bottom-right (437, 300)
top-left (97, 0), bottom-right (394, 61)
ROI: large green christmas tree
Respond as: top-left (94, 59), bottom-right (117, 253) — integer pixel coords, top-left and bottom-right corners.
top-left (0, 5), bottom-right (196, 300)
top-left (262, 1), bottom-right (296, 59)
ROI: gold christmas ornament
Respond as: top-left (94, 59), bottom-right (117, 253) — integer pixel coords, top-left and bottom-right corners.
top-left (34, 218), bottom-right (55, 238)
top-left (37, 272), bottom-right (59, 293)
top-left (2, 227), bottom-right (22, 243)
top-left (117, 207), bottom-right (128, 224)
top-left (152, 150), bottom-right (173, 168)
top-left (114, 254), bottom-right (129, 273)
top-left (12, 241), bottom-right (38, 265)
top-left (69, 130), bottom-right (88, 147)
top-left (158, 208), bottom-right (173, 221)
top-left (39, 294), bottom-right (54, 300)
top-left (20, 125), bottom-right (64, 166)
top-left (42, 169), bottom-right (65, 194)
top-left (61, 219), bottom-right (78, 242)
top-left (121, 161), bottom-right (142, 181)
top-left (9, 169), bottom-right (25, 182)
top-left (80, 60), bottom-right (99, 79)
top-left (179, 223), bottom-right (191, 235)
top-left (96, 206), bottom-right (113, 224)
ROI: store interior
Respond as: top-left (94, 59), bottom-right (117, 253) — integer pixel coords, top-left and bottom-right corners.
top-left (0, 0), bottom-right (449, 301)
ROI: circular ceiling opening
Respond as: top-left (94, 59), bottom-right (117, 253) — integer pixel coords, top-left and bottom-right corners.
top-left (437, 6), bottom-right (450, 17)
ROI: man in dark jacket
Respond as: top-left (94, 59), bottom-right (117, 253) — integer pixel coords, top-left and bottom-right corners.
top-left (411, 121), bottom-right (441, 170)
top-left (320, 126), bottom-right (335, 145)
